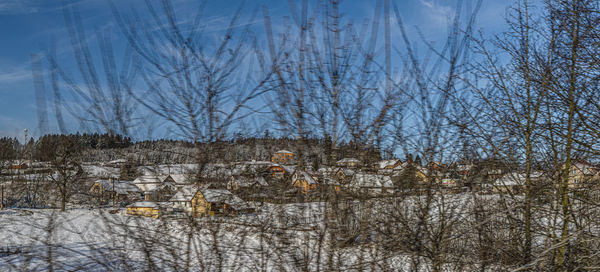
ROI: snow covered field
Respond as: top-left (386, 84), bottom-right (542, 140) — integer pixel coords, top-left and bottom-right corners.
top-left (0, 205), bottom-right (416, 271)
top-left (1, 194), bottom-right (570, 271)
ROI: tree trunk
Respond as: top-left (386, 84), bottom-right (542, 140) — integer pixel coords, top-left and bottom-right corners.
top-left (61, 189), bottom-right (66, 212)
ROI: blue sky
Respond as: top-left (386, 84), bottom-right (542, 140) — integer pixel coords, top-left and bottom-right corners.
top-left (0, 0), bottom-right (511, 142)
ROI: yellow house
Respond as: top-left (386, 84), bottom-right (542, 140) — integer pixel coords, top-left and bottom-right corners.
top-left (566, 161), bottom-right (599, 189)
top-left (169, 186), bottom-right (252, 217)
top-left (415, 169), bottom-right (428, 183)
top-left (392, 163), bottom-right (428, 183)
top-left (333, 168), bottom-right (355, 184)
top-left (271, 150), bottom-right (294, 165)
top-left (292, 170), bottom-right (319, 193)
top-left (126, 201), bottom-right (162, 218)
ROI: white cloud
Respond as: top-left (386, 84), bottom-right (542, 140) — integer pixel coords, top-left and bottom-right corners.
top-left (419, 0), bottom-right (434, 9)
top-left (0, 67), bottom-right (31, 83)
top-left (0, 1), bottom-right (40, 14)
top-left (418, 0), bottom-right (454, 29)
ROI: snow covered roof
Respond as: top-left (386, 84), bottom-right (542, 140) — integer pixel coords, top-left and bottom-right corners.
top-left (392, 162), bottom-right (409, 170)
top-left (390, 163), bottom-right (427, 177)
top-left (274, 150), bottom-right (293, 154)
top-left (335, 167), bottom-right (355, 176)
top-left (493, 172), bottom-right (543, 187)
top-left (318, 167), bottom-right (334, 174)
top-left (282, 165), bottom-right (296, 173)
top-left (337, 158), bottom-right (360, 163)
top-left (94, 179), bottom-right (140, 194)
top-left (456, 164), bottom-right (474, 172)
top-left (230, 176), bottom-right (268, 187)
top-left (321, 177), bottom-right (340, 185)
top-left (134, 182), bottom-right (175, 193)
top-left (376, 159), bottom-right (401, 169)
top-left (168, 174), bottom-right (191, 184)
top-left (137, 164), bottom-right (198, 175)
top-left (201, 189), bottom-right (249, 210)
top-left (572, 162), bottom-right (598, 175)
top-left (350, 173), bottom-right (394, 188)
top-left (243, 160), bottom-right (272, 165)
top-left (82, 165), bottom-right (120, 178)
top-left (133, 175), bottom-right (168, 184)
top-left (169, 185), bottom-right (198, 202)
top-left (294, 170), bottom-right (317, 185)
top-left (127, 201), bottom-right (160, 208)
top-left (108, 159), bottom-right (127, 164)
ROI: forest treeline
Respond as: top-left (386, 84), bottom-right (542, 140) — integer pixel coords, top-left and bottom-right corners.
top-left (1, 133), bottom-right (382, 165)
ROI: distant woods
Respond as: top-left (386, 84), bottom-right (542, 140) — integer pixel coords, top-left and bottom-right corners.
top-left (1, 133), bottom-right (382, 165)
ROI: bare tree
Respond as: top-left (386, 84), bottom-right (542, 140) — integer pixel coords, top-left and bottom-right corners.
top-left (0, 137), bottom-right (17, 210)
top-left (110, 0), bottom-right (271, 180)
top-left (39, 135), bottom-right (84, 212)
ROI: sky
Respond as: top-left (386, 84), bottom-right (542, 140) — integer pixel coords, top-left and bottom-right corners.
top-left (0, 0), bottom-right (512, 142)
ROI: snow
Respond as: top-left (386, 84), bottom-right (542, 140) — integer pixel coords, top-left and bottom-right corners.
top-left (127, 201), bottom-right (162, 208)
top-left (349, 173), bottom-right (393, 188)
top-left (138, 164), bottom-right (197, 175)
top-left (201, 189), bottom-right (249, 210)
top-left (133, 175), bottom-right (168, 184)
top-left (493, 171), bottom-right (544, 186)
top-left (376, 159), bottom-right (401, 169)
top-left (1, 194), bottom-right (561, 271)
top-left (93, 180), bottom-right (140, 194)
top-left (82, 165), bottom-right (120, 179)
top-left (337, 158), bottom-right (360, 163)
top-left (168, 174), bottom-right (191, 185)
top-left (169, 185), bottom-right (198, 202)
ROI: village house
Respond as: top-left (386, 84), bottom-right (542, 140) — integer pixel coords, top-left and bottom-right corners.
top-left (320, 177), bottom-right (342, 193)
top-left (239, 160), bottom-right (272, 175)
top-left (271, 150), bottom-right (294, 165)
top-left (9, 161), bottom-right (29, 170)
top-left (169, 174), bottom-right (193, 186)
top-left (133, 175), bottom-right (176, 201)
top-left (270, 164), bottom-right (295, 178)
top-left (226, 175), bottom-right (267, 192)
top-left (373, 159), bottom-right (403, 170)
top-left (490, 172), bottom-right (544, 194)
top-left (168, 186), bottom-right (252, 217)
top-left (389, 162), bottom-right (428, 187)
top-left (348, 173), bottom-right (394, 195)
top-left (427, 161), bottom-right (446, 171)
top-left (337, 158), bottom-right (361, 168)
top-left (291, 170), bottom-right (319, 193)
top-left (333, 168), bottom-right (355, 184)
top-left (168, 185), bottom-right (199, 215)
top-left (566, 161), bottom-right (599, 189)
top-left (89, 179), bottom-right (141, 205)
